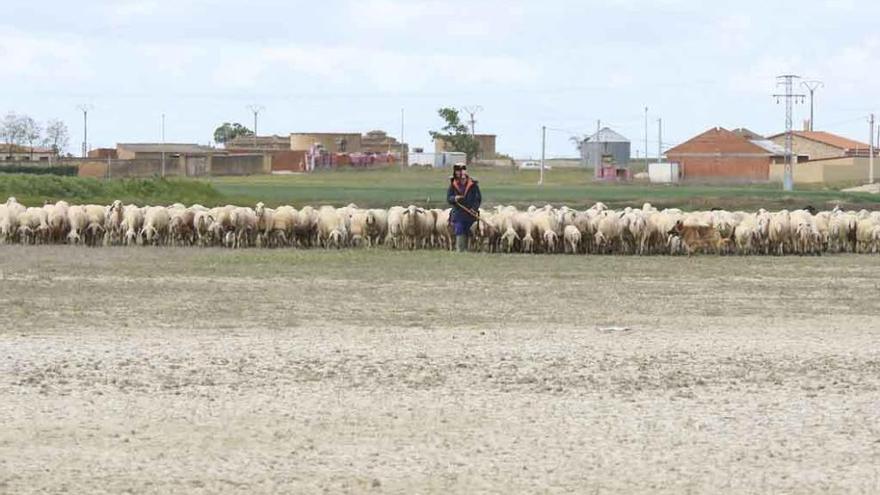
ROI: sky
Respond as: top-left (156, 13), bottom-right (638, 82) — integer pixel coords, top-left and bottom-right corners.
top-left (1, 0), bottom-right (879, 158)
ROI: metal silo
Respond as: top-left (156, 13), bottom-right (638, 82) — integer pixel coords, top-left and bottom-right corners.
top-left (580, 127), bottom-right (631, 176)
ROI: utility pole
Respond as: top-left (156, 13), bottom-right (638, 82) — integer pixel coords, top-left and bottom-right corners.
top-left (870, 113), bottom-right (875, 184)
top-left (595, 119), bottom-right (601, 180)
top-left (247, 104), bottom-right (264, 149)
top-left (657, 118), bottom-right (662, 165)
top-left (77, 104), bottom-right (93, 158)
top-left (644, 106), bottom-right (649, 167)
top-left (461, 106), bottom-right (483, 136)
top-left (539, 125), bottom-right (546, 186)
top-left (161, 113), bottom-right (166, 178)
top-left (400, 108), bottom-right (405, 172)
top-left (801, 80), bottom-right (823, 131)
top-left (774, 74), bottom-right (805, 191)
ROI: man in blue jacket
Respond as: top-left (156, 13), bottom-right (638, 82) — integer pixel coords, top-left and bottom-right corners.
top-left (447, 163), bottom-right (482, 252)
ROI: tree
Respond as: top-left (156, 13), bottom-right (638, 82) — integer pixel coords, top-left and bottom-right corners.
top-left (213, 122), bottom-right (254, 145)
top-left (0, 112), bottom-right (47, 160)
top-left (20, 116), bottom-right (41, 160)
top-left (428, 108), bottom-right (480, 163)
top-left (1, 112), bottom-right (25, 159)
top-left (44, 119), bottom-right (70, 157)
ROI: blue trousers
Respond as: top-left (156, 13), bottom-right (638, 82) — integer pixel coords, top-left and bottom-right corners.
top-left (453, 220), bottom-right (474, 236)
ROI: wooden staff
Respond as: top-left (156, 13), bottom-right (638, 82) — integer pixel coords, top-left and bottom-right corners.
top-left (455, 200), bottom-right (480, 221)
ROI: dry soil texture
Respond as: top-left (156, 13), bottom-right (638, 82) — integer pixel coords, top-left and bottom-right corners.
top-left (1, 247), bottom-right (879, 494)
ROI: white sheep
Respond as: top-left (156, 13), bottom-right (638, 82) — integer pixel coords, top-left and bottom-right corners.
top-left (316, 206), bottom-right (346, 249)
top-left (142, 206), bottom-right (171, 246)
top-left (122, 205), bottom-right (145, 246)
top-left (66, 205), bottom-right (89, 245)
top-left (563, 225), bottom-right (581, 254)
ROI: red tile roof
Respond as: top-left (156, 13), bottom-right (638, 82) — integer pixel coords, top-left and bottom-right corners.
top-left (767, 131), bottom-right (870, 151)
top-left (665, 127), bottom-right (769, 155)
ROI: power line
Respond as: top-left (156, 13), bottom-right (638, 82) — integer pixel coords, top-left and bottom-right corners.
top-left (818, 115), bottom-right (865, 130)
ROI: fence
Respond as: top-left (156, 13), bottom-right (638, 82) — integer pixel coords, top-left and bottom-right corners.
top-left (270, 150), bottom-right (308, 172)
top-left (3, 151), bottom-right (402, 178)
top-left (0, 162), bottom-right (78, 176)
top-left (73, 155), bottom-right (270, 179)
top-left (210, 154), bottom-right (269, 176)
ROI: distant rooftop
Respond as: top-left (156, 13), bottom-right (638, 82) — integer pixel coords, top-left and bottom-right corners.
top-left (0, 144), bottom-right (53, 153)
top-left (749, 139), bottom-right (787, 155)
top-left (586, 127), bottom-right (629, 143)
top-left (117, 143), bottom-right (218, 154)
top-left (766, 131), bottom-right (870, 151)
top-left (732, 128), bottom-right (764, 140)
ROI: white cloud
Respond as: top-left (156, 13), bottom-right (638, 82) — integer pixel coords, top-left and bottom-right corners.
top-left (714, 14), bottom-right (753, 51)
top-left (0, 29), bottom-right (92, 81)
top-left (107, 1), bottom-right (159, 25)
top-left (346, 0), bottom-right (435, 29)
top-left (138, 43), bottom-right (208, 79)
top-left (819, 35), bottom-right (880, 92)
top-left (213, 43), bottom-right (536, 92)
top-left (728, 55), bottom-right (804, 95)
top-left (345, 0), bottom-right (525, 38)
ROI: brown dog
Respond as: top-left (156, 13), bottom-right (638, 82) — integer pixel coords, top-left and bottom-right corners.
top-left (668, 220), bottom-right (725, 255)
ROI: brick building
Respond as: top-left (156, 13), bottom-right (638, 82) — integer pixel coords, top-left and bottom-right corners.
top-left (767, 130), bottom-right (872, 160)
top-left (0, 144), bottom-right (54, 161)
top-left (361, 130), bottom-right (406, 154)
top-left (290, 133), bottom-right (363, 153)
top-left (116, 143), bottom-right (219, 160)
top-left (434, 133), bottom-right (497, 160)
top-left (664, 127), bottom-right (791, 182)
top-left (225, 135), bottom-right (291, 152)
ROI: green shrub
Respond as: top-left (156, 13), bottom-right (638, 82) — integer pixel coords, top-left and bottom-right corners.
top-left (0, 175), bottom-right (225, 206)
top-left (0, 165), bottom-right (78, 176)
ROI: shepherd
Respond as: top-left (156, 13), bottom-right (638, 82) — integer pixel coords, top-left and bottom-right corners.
top-left (447, 163), bottom-right (482, 252)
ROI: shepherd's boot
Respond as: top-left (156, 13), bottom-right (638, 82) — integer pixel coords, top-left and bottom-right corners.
top-left (455, 235), bottom-right (468, 253)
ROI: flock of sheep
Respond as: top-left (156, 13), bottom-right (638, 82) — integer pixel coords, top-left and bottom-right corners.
top-left (2, 196), bottom-right (880, 255)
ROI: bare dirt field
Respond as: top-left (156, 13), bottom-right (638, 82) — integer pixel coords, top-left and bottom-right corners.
top-left (1, 247), bottom-right (880, 494)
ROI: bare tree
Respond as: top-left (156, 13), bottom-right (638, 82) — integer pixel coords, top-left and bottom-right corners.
top-left (1, 112), bottom-right (25, 160)
top-left (44, 119), bottom-right (70, 157)
top-left (21, 116), bottom-right (41, 160)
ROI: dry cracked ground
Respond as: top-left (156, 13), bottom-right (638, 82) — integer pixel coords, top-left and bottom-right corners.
top-left (1, 246), bottom-right (880, 494)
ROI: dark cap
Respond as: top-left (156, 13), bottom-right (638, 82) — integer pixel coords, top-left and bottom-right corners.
top-left (453, 163), bottom-right (467, 172)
